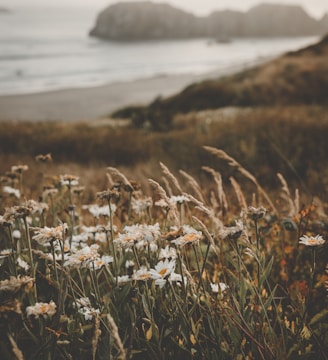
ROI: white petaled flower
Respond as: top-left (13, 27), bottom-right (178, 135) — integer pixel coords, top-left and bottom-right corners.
top-left (133, 266), bottom-right (151, 281)
top-left (42, 188), bottom-right (58, 199)
top-left (114, 232), bottom-right (140, 249)
top-left (0, 214), bottom-right (14, 226)
top-left (245, 206), bottom-right (267, 221)
top-left (79, 307), bottom-right (100, 321)
top-left (125, 260), bottom-right (135, 269)
top-left (149, 259), bottom-right (176, 288)
top-left (0, 249), bottom-right (12, 259)
top-left (211, 282), bottom-right (229, 294)
top-left (64, 244), bottom-right (100, 268)
top-left (32, 223), bottom-right (68, 246)
top-left (71, 232), bottom-right (91, 247)
top-left (117, 275), bottom-right (132, 285)
top-left (2, 186), bottom-right (20, 198)
top-left (95, 232), bottom-right (107, 243)
top-left (60, 174), bottom-right (79, 187)
top-left (11, 165), bottom-right (29, 174)
top-left (168, 272), bottom-right (188, 287)
top-left (3, 205), bottom-right (31, 220)
top-left (169, 195), bottom-right (190, 205)
top-left (149, 243), bottom-right (158, 252)
top-left (159, 245), bottom-right (177, 260)
top-left (75, 297), bottom-right (91, 309)
top-left (131, 197), bottom-right (153, 215)
top-left (299, 234), bottom-right (325, 247)
top-left (171, 225), bottom-right (202, 247)
top-left (219, 219), bottom-right (245, 241)
top-left (83, 204), bottom-right (116, 218)
top-left (75, 297), bottom-right (100, 321)
top-left (0, 276), bottom-right (34, 293)
top-left (155, 195), bottom-right (189, 210)
top-left (93, 255), bottom-right (114, 270)
top-left (26, 300), bottom-right (57, 319)
top-left (114, 223), bottom-right (161, 249)
top-left (17, 257), bottom-right (30, 271)
top-left (26, 199), bottom-right (49, 214)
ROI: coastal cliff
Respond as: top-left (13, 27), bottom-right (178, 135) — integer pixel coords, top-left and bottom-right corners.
top-left (90, 2), bottom-right (327, 41)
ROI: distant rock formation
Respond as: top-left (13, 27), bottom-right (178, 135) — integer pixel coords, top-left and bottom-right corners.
top-left (89, 1), bottom-right (205, 40)
top-left (90, 1), bottom-right (327, 41)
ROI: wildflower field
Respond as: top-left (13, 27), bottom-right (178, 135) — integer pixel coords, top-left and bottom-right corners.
top-left (0, 145), bottom-right (327, 360)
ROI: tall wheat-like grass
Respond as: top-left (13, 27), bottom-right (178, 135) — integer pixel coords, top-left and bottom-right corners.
top-left (0, 148), bottom-right (327, 360)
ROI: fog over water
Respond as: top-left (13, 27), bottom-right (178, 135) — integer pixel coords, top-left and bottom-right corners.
top-left (0, 4), bottom-right (322, 95)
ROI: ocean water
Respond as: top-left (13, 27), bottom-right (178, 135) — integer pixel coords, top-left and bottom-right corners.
top-left (0, 6), bottom-right (320, 96)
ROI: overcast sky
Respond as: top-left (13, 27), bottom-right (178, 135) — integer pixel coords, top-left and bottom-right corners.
top-left (4, 0), bottom-right (328, 18)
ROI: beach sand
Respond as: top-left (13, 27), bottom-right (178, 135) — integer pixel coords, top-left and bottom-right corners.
top-left (0, 73), bottom-right (204, 122)
top-left (0, 60), bottom-right (266, 122)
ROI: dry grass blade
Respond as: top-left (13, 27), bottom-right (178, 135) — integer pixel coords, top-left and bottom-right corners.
top-left (277, 172), bottom-right (296, 216)
top-left (202, 166), bottom-right (228, 213)
top-left (92, 316), bottom-right (101, 360)
top-left (107, 313), bottom-right (126, 360)
top-left (203, 146), bottom-right (277, 214)
top-left (8, 334), bottom-right (24, 360)
top-left (192, 215), bottom-right (220, 257)
top-left (107, 167), bottom-right (133, 190)
top-left (179, 169), bottom-right (205, 203)
top-left (148, 179), bottom-right (170, 203)
top-left (230, 176), bottom-right (247, 210)
top-left (161, 176), bottom-right (173, 197)
top-left (160, 162), bottom-right (183, 194)
top-left (184, 192), bottom-right (223, 230)
top-left (106, 172), bottom-right (115, 189)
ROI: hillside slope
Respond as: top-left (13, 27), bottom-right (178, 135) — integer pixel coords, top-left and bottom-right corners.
top-left (112, 34), bottom-right (328, 129)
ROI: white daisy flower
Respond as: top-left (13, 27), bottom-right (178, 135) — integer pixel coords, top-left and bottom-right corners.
top-left (149, 259), bottom-right (176, 288)
top-left (133, 266), bottom-right (151, 281)
top-left (299, 234), bottom-right (325, 246)
top-left (210, 282), bottom-right (229, 293)
top-left (17, 257), bottom-right (30, 271)
top-left (26, 300), bottom-right (56, 319)
top-left (159, 245), bottom-right (177, 260)
top-left (32, 223), bottom-right (68, 246)
top-left (171, 225), bottom-right (202, 247)
top-left (2, 186), bottom-right (20, 198)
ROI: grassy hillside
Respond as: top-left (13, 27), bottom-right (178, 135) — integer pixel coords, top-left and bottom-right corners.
top-left (112, 34), bottom-right (328, 129)
top-left (1, 105), bottom-right (328, 200)
top-left (1, 32), bottom-right (328, 360)
top-left (1, 35), bottom-right (328, 200)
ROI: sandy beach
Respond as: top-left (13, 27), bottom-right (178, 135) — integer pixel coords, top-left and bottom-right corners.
top-left (0, 60), bottom-right (266, 123)
top-left (0, 73), bottom-right (205, 122)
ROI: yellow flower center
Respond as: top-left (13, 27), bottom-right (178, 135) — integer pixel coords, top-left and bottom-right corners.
top-left (138, 273), bottom-right (150, 280)
top-left (40, 304), bottom-right (48, 314)
top-left (158, 268), bottom-right (168, 277)
top-left (184, 233), bottom-right (197, 242)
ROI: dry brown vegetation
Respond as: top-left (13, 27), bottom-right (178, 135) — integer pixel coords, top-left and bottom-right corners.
top-left (111, 34), bottom-right (328, 128)
top-left (1, 105), bottom-right (328, 202)
top-left (1, 35), bottom-right (328, 360)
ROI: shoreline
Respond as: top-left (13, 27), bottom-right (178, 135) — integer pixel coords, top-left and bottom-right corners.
top-left (0, 58), bottom-right (269, 122)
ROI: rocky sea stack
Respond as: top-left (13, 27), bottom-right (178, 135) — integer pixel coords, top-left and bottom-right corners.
top-left (89, 1), bottom-right (328, 41)
top-left (89, 1), bottom-right (204, 40)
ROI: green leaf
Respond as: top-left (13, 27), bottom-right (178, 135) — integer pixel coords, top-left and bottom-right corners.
top-left (309, 309), bottom-right (328, 326)
top-left (141, 293), bottom-right (152, 319)
top-left (259, 256), bottom-right (274, 288)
